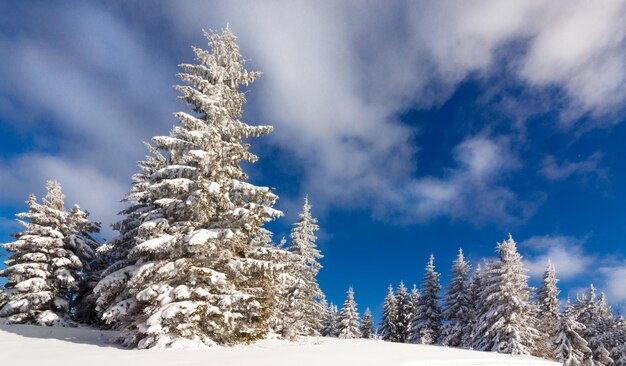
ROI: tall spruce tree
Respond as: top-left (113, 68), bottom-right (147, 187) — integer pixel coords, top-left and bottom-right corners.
top-left (93, 27), bottom-right (286, 348)
top-left (361, 307), bottom-right (374, 339)
top-left (379, 284), bottom-right (398, 341)
top-left (0, 181), bottom-right (100, 325)
top-left (441, 249), bottom-right (471, 347)
top-left (409, 254), bottom-right (442, 345)
top-left (338, 287), bottom-right (360, 339)
top-left (282, 196), bottom-right (324, 337)
top-left (473, 235), bottom-right (538, 355)
top-left (396, 281), bottom-right (412, 342)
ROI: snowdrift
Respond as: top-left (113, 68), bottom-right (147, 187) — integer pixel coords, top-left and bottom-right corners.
top-left (0, 322), bottom-right (559, 366)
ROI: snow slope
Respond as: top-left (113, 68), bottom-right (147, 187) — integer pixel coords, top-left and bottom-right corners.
top-left (0, 323), bottom-right (559, 366)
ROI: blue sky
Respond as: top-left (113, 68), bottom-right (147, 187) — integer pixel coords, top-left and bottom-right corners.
top-left (1, 1), bottom-right (626, 321)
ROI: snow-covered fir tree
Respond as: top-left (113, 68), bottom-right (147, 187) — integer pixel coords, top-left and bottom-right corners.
top-left (473, 235), bottom-right (538, 355)
top-left (396, 281), bottom-right (413, 342)
top-left (535, 261), bottom-right (561, 358)
top-left (574, 285), bottom-right (598, 329)
top-left (338, 287), bottom-right (360, 339)
top-left (409, 254), bottom-right (442, 345)
top-left (281, 196), bottom-right (325, 337)
top-left (0, 181), bottom-right (100, 325)
top-left (591, 294), bottom-right (623, 364)
top-left (91, 144), bottom-right (166, 327)
top-left (465, 264), bottom-right (482, 348)
top-left (441, 248), bottom-right (471, 347)
top-left (574, 285), bottom-right (615, 365)
top-left (98, 144), bottom-right (167, 269)
top-left (537, 261), bottom-right (560, 321)
top-left (379, 284), bottom-right (398, 342)
top-left (588, 338), bottom-right (613, 366)
top-left (409, 284), bottom-right (419, 320)
top-left (554, 302), bottom-right (591, 366)
top-left (93, 27), bottom-right (287, 348)
top-left (361, 307), bottom-right (374, 339)
top-left (610, 319), bottom-right (626, 366)
top-left (322, 302), bottom-right (340, 337)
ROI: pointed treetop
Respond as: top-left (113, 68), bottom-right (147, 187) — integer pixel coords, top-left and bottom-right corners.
top-left (301, 194), bottom-right (312, 216)
top-left (544, 260), bottom-right (557, 277)
top-left (428, 253), bottom-right (435, 267)
top-left (398, 281), bottom-right (407, 291)
top-left (497, 234), bottom-right (522, 262)
top-left (588, 284), bottom-right (597, 301)
top-left (43, 180), bottom-right (65, 211)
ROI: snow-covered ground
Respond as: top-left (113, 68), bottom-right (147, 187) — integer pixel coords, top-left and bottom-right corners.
top-left (0, 323), bottom-right (559, 366)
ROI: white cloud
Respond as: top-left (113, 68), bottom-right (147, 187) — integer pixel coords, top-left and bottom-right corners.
top-left (1, 1), bottom-right (626, 228)
top-left (0, 4), bottom-right (178, 236)
top-left (163, 0), bottom-right (626, 223)
top-left (0, 154), bottom-right (128, 238)
top-left (599, 263), bottom-right (626, 304)
top-left (520, 235), bottom-right (595, 280)
top-left (541, 152), bottom-right (606, 181)
top-left (520, 0), bottom-right (626, 121)
top-left (407, 136), bottom-right (527, 224)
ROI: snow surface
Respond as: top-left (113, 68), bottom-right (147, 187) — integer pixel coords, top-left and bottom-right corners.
top-left (0, 322), bottom-right (559, 366)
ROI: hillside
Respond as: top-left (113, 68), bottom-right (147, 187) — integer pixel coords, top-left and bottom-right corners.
top-left (0, 323), bottom-right (559, 366)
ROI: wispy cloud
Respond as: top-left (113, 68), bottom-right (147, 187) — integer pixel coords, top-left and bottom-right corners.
top-left (599, 262), bottom-right (626, 305)
top-left (541, 152), bottom-right (606, 181)
top-left (0, 154), bottom-right (128, 238)
top-left (164, 0), bottom-right (626, 224)
top-left (405, 135), bottom-right (533, 224)
top-left (520, 234), bottom-right (626, 310)
top-left (1, 0), bottom-right (625, 230)
top-left (520, 235), bottom-right (595, 280)
top-left (519, 0), bottom-right (626, 122)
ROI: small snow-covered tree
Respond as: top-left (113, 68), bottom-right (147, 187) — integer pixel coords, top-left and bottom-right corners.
top-left (588, 338), bottom-right (613, 366)
top-left (473, 235), bottom-right (538, 355)
top-left (379, 284), bottom-right (398, 341)
top-left (338, 287), bottom-right (360, 339)
top-left (613, 345), bottom-right (626, 366)
top-left (322, 302), bottom-right (340, 337)
top-left (536, 261), bottom-right (560, 320)
top-left (396, 281), bottom-right (412, 342)
top-left (93, 27), bottom-right (285, 348)
top-left (554, 303), bottom-right (591, 366)
top-left (574, 285), bottom-right (615, 365)
top-left (361, 307), bottom-right (374, 339)
top-left (465, 264), bottom-right (482, 348)
top-left (575, 285), bottom-right (599, 330)
top-left (535, 261), bottom-right (561, 358)
top-left (409, 254), bottom-right (442, 345)
top-left (409, 284), bottom-right (419, 324)
top-left (591, 295), bottom-right (622, 363)
top-left (282, 196), bottom-right (325, 337)
top-left (441, 248), bottom-right (471, 347)
top-left (0, 181), bottom-right (100, 325)
top-left (610, 320), bottom-right (626, 366)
